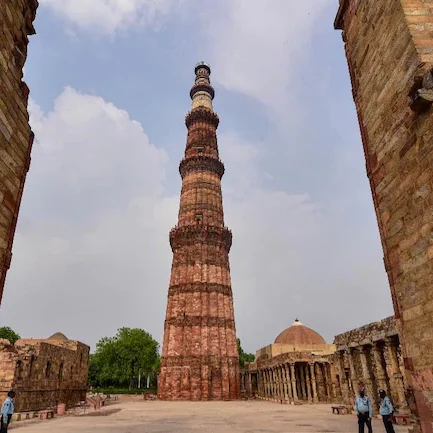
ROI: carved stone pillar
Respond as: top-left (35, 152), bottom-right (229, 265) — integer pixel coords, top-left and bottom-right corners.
top-left (348, 348), bottom-right (359, 397)
top-left (290, 363), bottom-right (298, 402)
top-left (372, 343), bottom-right (388, 392)
top-left (285, 364), bottom-right (293, 401)
top-left (279, 365), bottom-right (285, 400)
top-left (273, 367), bottom-right (277, 400)
top-left (276, 366), bottom-right (282, 400)
top-left (247, 372), bottom-right (252, 397)
top-left (386, 337), bottom-right (408, 413)
top-left (337, 351), bottom-right (350, 405)
top-left (266, 368), bottom-right (272, 400)
top-left (281, 364), bottom-right (288, 400)
top-left (322, 363), bottom-right (331, 401)
top-left (299, 363), bottom-right (307, 400)
top-left (304, 364), bottom-right (312, 403)
top-left (309, 362), bottom-right (318, 403)
top-left (258, 370), bottom-right (262, 397)
top-left (325, 363), bottom-right (335, 401)
top-left (359, 346), bottom-right (375, 410)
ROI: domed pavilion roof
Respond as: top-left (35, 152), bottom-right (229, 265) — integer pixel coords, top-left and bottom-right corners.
top-left (48, 332), bottom-right (69, 341)
top-left (274, 319), bottom-right (326, 346)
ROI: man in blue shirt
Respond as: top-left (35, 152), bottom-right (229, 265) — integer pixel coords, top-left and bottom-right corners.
top-left (0, 390), bottom-right (16, 433)
top-left (354, 387), bottom-right (373, 433)
top-left (379, 389), bottom-right (395, 433)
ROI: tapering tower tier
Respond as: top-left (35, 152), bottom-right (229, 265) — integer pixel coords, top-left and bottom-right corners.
top-left (158, 63), bottom-right (240, 401)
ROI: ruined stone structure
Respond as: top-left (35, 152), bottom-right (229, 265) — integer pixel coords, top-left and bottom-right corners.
top-left (246, 319), bottom-right (338, 404)
top-left (0, 332), bottom-right (89, 413)
top-left (334, 317), bottom-right (409, 414)
top-left (244, 318), bottom-right (411, 415)
top-left (0, 0), bottom-right (38, 305)
top-left (335, 1), bottom-right (433, 431)
top-left (158, 63), bottom-right (240, 401)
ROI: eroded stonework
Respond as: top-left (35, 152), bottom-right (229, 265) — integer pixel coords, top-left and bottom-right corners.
top-left (0, 333), bottom-right (89, 412)
top-left (0, 0), bottom-right (38, 305)
top-left (158, 63), bottom-right (240, 401)
top-left (335, 1), bottom-right (433, 431)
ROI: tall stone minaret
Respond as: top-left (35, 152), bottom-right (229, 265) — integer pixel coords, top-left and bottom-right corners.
top-left (158, 62), bottom-right (240, 401)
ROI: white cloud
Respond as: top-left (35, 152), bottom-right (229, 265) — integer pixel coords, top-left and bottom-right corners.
top-left (199, 0), bottom-right (333, 113)
top-left (39, 0), bottom-right (189, 34)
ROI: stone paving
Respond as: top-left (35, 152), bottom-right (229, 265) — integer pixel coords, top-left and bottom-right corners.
top-left (11, 400), bottom-right (410, 432)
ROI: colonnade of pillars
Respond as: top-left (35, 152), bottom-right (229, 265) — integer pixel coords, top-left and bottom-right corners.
top-left (337, 336), bottom-right (408, 413)
top-left (256, 362), bottom-right (334, 403)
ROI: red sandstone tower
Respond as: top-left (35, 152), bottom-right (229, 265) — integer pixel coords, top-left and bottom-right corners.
top-left (158, 63), bottom-right (240, 401)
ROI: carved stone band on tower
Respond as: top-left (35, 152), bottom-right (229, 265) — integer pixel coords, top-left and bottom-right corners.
top-left (158, 63), bottom-right (240, 401)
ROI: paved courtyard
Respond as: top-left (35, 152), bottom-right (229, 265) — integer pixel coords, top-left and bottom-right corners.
top-left (11, 399), bottom-right (410, 433)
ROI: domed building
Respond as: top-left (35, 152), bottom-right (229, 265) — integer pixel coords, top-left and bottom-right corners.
top-left (241, 319), bottom-right (337, 404)
top-left (242, 316), bottom-right (410, 416)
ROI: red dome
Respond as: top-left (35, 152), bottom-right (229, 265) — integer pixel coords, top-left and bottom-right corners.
top-left (274, 319), bottom-right (326, 345)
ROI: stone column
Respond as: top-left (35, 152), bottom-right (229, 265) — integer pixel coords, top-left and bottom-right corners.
top-left (305, 364), bottom-right (313, 403)
top-left (265, 368), bottom-right (271, 399)
top-left (322, 364), bottom-right (331, 401)
top-left (372, 343), bottom-right (388, 392)
top-left (359, 346), bottom-right (375, 409)
top-left (258, 370), bottom-right (262, 397)
top-left (285, 364), bottom-right (293, 401)
top-left (290, 363), bottom-right (298, 402)
top-left (337, 351), bottom-right (350, 405)
top-left (263, 370), bottom-right (268, 399)
top-left (276, 367), bottom-right (280, 400)
top-left (271, 367), bottom-right (276, 400)
top-left (348, 348), bottom-right (359, 398)
top-left (325, 363), bottom-right (336, 401)
top-left (281, 364), bottom-right (288, 401)
top-left (309, 362), bottom-right (318, 403)
top-left (299, 363), bottom-right (307, 400)
top-left (386, 337), bottom-right (408, 413)
top-left (279, 366), bottom-right (284, 400)
top-left (247, 372), bottom-right (252, 397)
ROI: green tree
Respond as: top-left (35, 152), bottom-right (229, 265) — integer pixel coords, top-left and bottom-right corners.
top-left (0, 327), bottom-right (20, 344)
top-left (90, 328), bottom-right (159, 389)
top-left (237, 338), bottom-right (255, 369)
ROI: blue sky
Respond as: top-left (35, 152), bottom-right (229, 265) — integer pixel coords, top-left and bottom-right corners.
top-left (0, 0), bottom-right (393, 353)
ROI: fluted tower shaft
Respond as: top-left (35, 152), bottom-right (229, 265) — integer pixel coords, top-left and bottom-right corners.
top-left (158, 63), bottom-right (240, 401)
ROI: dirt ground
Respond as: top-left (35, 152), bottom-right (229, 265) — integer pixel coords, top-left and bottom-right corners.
top-left (11, 399), bottom-right (410, 433)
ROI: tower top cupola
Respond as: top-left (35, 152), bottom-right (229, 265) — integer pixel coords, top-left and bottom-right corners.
top-left (190, 61), bottom-right (215, 110)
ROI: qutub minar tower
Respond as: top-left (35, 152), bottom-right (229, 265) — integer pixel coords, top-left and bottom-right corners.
top-left (158, 63), bottom-right (240, 400)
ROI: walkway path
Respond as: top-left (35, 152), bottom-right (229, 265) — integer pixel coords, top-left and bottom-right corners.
top-left (11, 400), bottom-right (410, 432)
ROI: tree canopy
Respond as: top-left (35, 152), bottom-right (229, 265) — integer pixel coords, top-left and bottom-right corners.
top-left (237, 338), bottom-right (255, 369)
top-left (89, 328), bottom-right (159, 389)
top-left (0, 327), bottom-right (20, 344)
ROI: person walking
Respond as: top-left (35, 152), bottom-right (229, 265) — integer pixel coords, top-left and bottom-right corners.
top-left (0, 390), bottom-right (16, 433)
top-left (355, 387), bottom-right (373, 433)
top-left (379, 389), bottom-right (395, 433)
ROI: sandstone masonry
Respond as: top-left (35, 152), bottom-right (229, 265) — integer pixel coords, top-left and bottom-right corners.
top-left (158, 63), bottom-right (240, 400)
top-left (0, 0), bottom-right (38, 304)
top-left (0, 333), bottom-right (89, 413)
top-left (335, 1), bottom-right (433, 431)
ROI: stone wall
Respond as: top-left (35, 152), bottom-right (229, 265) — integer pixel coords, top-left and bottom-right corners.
top-left (0, 336), bottom-right (89, 412)
top-left (332, 317), bottom-right (408, 414)
top-left (335, 0), bottom-right (433, 430)
top-left (334, 316), bottom-right (397, 348)
top-left (0, 0), bottom-right (38, 304)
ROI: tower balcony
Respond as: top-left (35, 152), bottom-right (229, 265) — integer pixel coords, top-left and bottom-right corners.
top-left (169, 224), bottom-right (232, 253)
top-left (185, 107), bottom-right (219, 128)
top-left (179, 155), bottom-right (225, 179)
